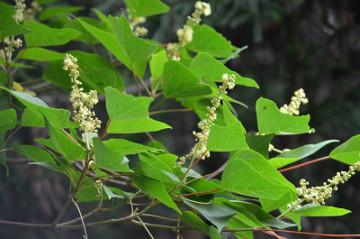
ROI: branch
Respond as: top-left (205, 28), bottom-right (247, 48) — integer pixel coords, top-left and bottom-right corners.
top-left (279, 156), bottom-right (329, 173)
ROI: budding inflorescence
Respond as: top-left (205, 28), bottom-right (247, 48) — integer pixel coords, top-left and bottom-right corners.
top-left (280, 88), bottom-right (308, 116)
top-left (167, 1), bottom-right (211, 60)
top-left (178, 73), bottom-right (235, 166)
top-left (63, 54), bottom-right (101, 135)
top-left (288, 161), bottom-right (360, 210)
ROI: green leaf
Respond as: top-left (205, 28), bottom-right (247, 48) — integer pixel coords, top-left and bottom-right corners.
top-left (92, 9), bottom-right (112, 31)
top-left (0, 109), bottom-right (17, 134)
top-left (183, 200), bottom-right (236, 232)
top-left (270, 139), bottom-right (339, 169)
top-left (61, 15), bottom-right (102, 44)
top-left (180, 211), bottom-right (209, 233)
top-left (109, 14), bottom-right (157, 62)
top-left (190, 53), bottom-right (258, 88)
top-left (103, 139), bottom-right (160, 155)
top-left (221, 149), bottom-right (297, 201)
top-left (105, 87), bottom-right (171, 133)
top-left (256, 97), bottom-right (311, 135)
top-left (77, 18), bottom-right (131, 68)
top-left (150, 49), bottom-right (168, 81)
top-left (245, 134), bottom-right (274, 159)
top-left (293, 204), bottom-right (351, 217)
top-left (0, 87), bottom-right (73, 128)
top-left (12, 143), bottom-right (55, 164)
top-left (103, 185), bottom-right (135, 199)
top-left (0, 2), bottom-right (29, 38)
top-left (43, 51), bottom-right (124, 93)
top-left (39, 6), bottom-right (84, 21)
top-left (24, 20), bottom-right (80, 47)
top-left (163, 60), bottom-right (212, 98)
top-left (19, 47), bottom-right (65, 61)
top-left (330, 135), bottom-right (360, 165)
top-left (207, 123), bottom-right (248, 152)
top-left (226, 216), bottom-right (254, 239)
top-left (186, 25), bottom-right (237, 58)
top-left (124, 0), bottom-right (170, 17)
top-left (93, 138), bottom-right (132, 172)
top-left (218, 199), bottom-right (296, 229)
top-left (44, 117), bottom-right (85, 161)
top-left (130, 175), bottom-right (181, 213)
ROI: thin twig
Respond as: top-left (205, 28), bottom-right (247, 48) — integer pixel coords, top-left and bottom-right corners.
top-left (136, 216), bottom-right (155, 239)
top-left (149, 108), bottom-right (193, 116)
top-left (149, 97), bottom-right (166, 112)
top-left (131, 64), bottom-right (141, 96)
top-left (62, 129), bottom-right (82, 146)
top-left (71, 199), bottom-right (88, 239)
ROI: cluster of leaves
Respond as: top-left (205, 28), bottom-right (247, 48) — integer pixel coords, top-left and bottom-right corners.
top-left (1, 0), bottom-right (360, 238)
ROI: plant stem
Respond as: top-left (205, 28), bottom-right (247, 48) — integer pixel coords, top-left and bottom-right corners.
top-left (72, 199), bottom-right (88, 239)
top-left (149, 108), bottom-right (193, 115)
top-left (279, 156), bottom-right (329, 173)
top-left (131, 64), bottom-right (141, 96)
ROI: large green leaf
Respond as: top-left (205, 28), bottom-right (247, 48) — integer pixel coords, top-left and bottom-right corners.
top-left (207, 123), bottom-right (248, 152)
top-left (221, 149), bottom-right (297, 201)
top-left (330, 135), bottom-right (360, 165)
top-left (180, 211), bottom-right (209, 234)
top-left (19, 47), bottom-right (65, 61)
top-left (105, 87), bottom-right (171, 133)
top-left (12, 143), bottom-right (54, 164)
top-left (109, 14), bottom-right (157, 62)
top-left (44, 117), bottom-right (85, 162)
top-left (186, 25), bottom-right (237, 58)
top-left (124, 0), bottom-right (169, 17)
top-left (103, 139), bottom-right (160, 155)
top-left (130, 175), bottom-right (181, 213)
top-left (39, 6), bottom-right (84, 21)
top-left (23, 20), bottom-right (80, 47)
top-left (150, 49), bottom-right (168, 81)
top-left (270, 139), bottom-right (339, 169)
top-left (256, 97), bottom-right (312, 135)
top-left (190, 53), bottom-right (258, 88)
top-left (163, 60), bottom-right (211, 98)
top-left (0, 109), bottom-right (17, 134)
top-left (293, 204), bottom-right (351, 217)
top-left (0, 2), bottom-right (29, 38)
top-left (183, 200), bottom-right (236, 232)
top-left (93, 138), bottom-right (132, 172)
top-left (0, 87), bottom-right (73, 128)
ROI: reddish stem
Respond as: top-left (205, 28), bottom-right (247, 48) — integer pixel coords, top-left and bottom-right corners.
top-left (180, 151), bottom-right (206, 181)
top-left (62, 129), bottom-right (82, 146)
top-left (100, 120), bottom-right (111, 140)
top-left (279, 156), bottom-right (329, 173)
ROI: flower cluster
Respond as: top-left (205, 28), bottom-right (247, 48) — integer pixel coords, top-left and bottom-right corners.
top-left (178, 73), bottom-right (235, 166)
top-left (127, 10), bottom-right (148, 37)
top-left (13, 0), bottom-right (42, 23)
top-left (63, 54), bottom-right (101, 135)
top-left (288, 161), bottom-right (360, 208)
top-left (280, 88), bottom-right (308, 115)
top-left (167, 1), bottom-right (211, 60)
top-left (0, 37), bottom-right (23, 62)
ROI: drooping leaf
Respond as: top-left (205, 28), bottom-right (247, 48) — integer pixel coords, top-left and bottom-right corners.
top-left (12, 143), bottom-right (55, 164)
top-left (0, 109), bottom-right (17, 134)
top-left (93, 138), bottom-right (132, 172)
top-left (0, 2), bottom-right (29, 38)
top-left (23, 20), bottom-right (80, 47)
top-left (130, 175), bottom-right (181, 213)
top-left (226, 215), bottom-right (254, 239)
top-left (19, 47), bottom-right (65, 61)
top-left (180, 211), bottom-right (209, 234)
top-left (293, 204), bottom-right (351, 217)
top-left (92, 8), bottom-right (112, 31)
top-left (270, 139), bottom-right (339, 169)
top-left (207, 123), bottom-right (248, 152)
top-left (44, 117), bottom-right (85, 162)
top-left (0, 87), bottom-right (74, 128)
top-left (39, 6), bottom-right (84, 21)
top-left (221, 149), bottom-right (297, 201)
top-left (190, 52), bottom-right (258, 88)
top-left (256, 97), bottom-right (312, 135)
top-left (163, 60), bottom-right (211, 98)
top-left (124, 0), bottom-right (169, 17)
top-left (183, 200), bottom-right (236, 232)
top-left (105, 87), bottom-right (171, 133)
top-left (109, 14), bottom-right (158, 62)
top-left (186, 25), bottom-right (237, 58)
top-left (330, 135), bottom-right (360, 165)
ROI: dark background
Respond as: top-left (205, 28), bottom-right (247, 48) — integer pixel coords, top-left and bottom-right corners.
top-left (1, 0), bottom-right (360, 238)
